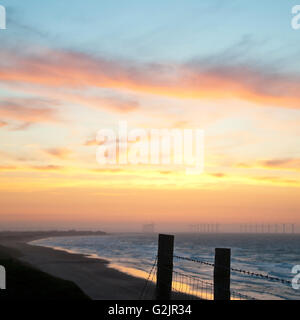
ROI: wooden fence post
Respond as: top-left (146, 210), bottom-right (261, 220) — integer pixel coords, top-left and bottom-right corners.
top-left (156, 234), bottom-right (174, 300)
top-left (214, 248), bottom-right (231, 300)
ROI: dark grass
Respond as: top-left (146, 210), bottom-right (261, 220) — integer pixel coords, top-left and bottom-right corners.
top-left (0, 245), bottom-right (90, 300)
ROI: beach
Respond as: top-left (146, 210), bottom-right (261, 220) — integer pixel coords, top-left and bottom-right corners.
top-left (0, 232), bottom-right (152, 300)
top-left (29, 232), bottom-right (300, 300)
top-left (2, 232), bottom-right (298, 300)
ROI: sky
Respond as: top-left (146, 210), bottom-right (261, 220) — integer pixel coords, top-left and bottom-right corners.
top-left (0, 1), bottom-right (300, 231)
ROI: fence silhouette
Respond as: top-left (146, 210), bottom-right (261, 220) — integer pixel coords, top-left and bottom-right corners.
top-left (139, 234), bottom-right (292, 300)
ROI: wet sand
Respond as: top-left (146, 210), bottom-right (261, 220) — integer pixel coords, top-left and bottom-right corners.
top-left (0, 232), bottom-right (153, 300)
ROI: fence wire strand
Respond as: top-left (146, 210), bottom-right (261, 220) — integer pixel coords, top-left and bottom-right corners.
top-left (139, 252), bottom-right (290, 300)
top-left (139, 256), bottom-right (157, 300)
top-left (173, 255), bottom-right (291, 285)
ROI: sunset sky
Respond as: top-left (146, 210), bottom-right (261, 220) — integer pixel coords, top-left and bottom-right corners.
top-left (0, 1), bottom-right (300, 230)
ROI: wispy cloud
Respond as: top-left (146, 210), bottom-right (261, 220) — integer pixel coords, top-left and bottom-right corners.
top-left (237, 158), bottom-right (300, 172)
top-left (251, 176), bottom-right (299, 186)
top-left (0, 98), bottom-right (60, 128)
top-left (0, 165), bottom-right (64, 173)
top-left (210, 172), bottom-right (227, 178)
top-left (0, 120), bottom-right (8, 128)
top-left (44, 148), bottom-right (72, 159)
top-left (92, 94), bottom-right (139, 113)
top-left (31, 165), bottom-right (64, 171)
top-left (84, 138), bottom-right (99, 146)
top-left (1, 47), bottom-right (300, 110)
top-left (0, 165), bottom-right (17, 171)
top-left (66, 92), bottom-right (140, 113)
top-left (91, 168), bottom-right (124, 173)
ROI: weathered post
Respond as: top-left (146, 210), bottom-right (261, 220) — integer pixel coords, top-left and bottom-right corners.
top-left (156, 234), bottom-right (174, 300)
top-left (214, 248), bottom-right (231, 300)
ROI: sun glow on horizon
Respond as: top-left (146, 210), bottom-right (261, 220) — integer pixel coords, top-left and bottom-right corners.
top-left (1, 0), bottom-right (300, 227)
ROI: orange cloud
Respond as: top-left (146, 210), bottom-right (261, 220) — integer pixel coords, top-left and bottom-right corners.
top-left (0, 98), bottom-right (60, 126)
top-left (210, 173), bottom-right (227, 178)
top-left (91, 168), bottom-right (124, 173)
top-left (237, 158), bottom-right (300, 172)
top-left (0, 120), bottom-right (8, 128)
top-left (159, 171), bottom-right (172, 175)
top-left (0, 165), bottom-right (17, 171)
top-left (260, 159), bottom-right (300, 169)
top-left (44, 148), bottom-right (72, 159)
top-left (84, 138), bottom-right (99, 146)
top-left (251, 176), bottom-right (299, 185)
top-left (91, 95), bottom-right (139, 112)
top-left (31, 165), bottom-right (64, 171)
top-left (1, 48), bottom-right (300, 109)
top-left (1, 165), bottom-right (65, 172)
top-left (52, 92), bottom-right (139, 113)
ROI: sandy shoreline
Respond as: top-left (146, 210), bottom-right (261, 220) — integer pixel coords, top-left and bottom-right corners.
top-left (0, 232), bottom-right (154, 300)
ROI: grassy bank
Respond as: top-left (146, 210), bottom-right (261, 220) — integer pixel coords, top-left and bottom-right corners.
top-left (0, 245), bottom-right (90, 300)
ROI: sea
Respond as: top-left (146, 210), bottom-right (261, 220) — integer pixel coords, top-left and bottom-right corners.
top-left (31, 233), bottom-right (300, 300)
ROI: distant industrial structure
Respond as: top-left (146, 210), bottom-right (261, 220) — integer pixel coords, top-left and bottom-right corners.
top-left (189, 223), bottom-right (220, 233)
top-left (239, 223), bottom-right (295, 234)
top-left (188, 223), bottom-right (297, 234)
top-left (142, 223), bottom-right (155, 233)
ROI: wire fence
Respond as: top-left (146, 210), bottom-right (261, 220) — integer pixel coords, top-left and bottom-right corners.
top-left (139, 256), bottom-right (157, 300)
top-left (139, 252), bottom-right (292, 300)
top-left (174, 255), bottom-right (292, 285)
top-left (171, 269), bottom-right (214, 300)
